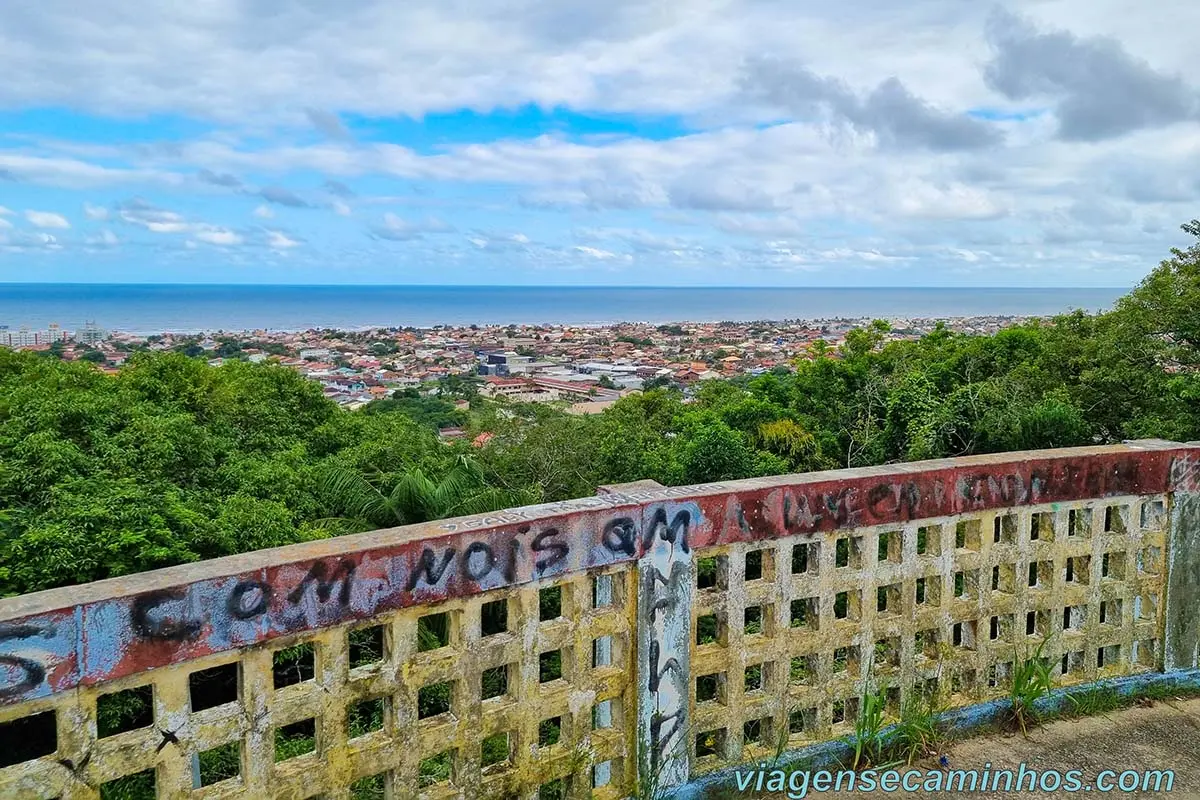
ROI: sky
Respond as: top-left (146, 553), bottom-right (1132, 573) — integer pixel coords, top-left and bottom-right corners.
top-left (0, 1), bottom-right (1198, 287)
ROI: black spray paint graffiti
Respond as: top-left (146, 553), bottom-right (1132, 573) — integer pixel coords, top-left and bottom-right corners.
top-left (287, 559), bottom-right (357, 606)
top-left (403, 524), bottom-right (575, 591)
top-left (122, 518), bottom-right (626, 652)
top-left (127, 557), bottom-right (359, 647)
top-left (0, 625), bottom-right (49, 700)
top-left (131, 589), bottom-right (204, 642)
top-left (640, 508), bottom-right (693, 782)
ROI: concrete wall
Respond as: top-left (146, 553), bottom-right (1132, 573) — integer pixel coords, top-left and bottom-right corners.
top-left (1, 441), bottom-right (1197, 799)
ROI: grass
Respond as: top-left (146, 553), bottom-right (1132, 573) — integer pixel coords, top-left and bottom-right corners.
top-left (1054, 681), bottom-right (1200, 721)
top-left (419, 751), bottom-right (453, 787)
top-left (197, 740), bottom-right (240, 786)
top-left (635, 718), bottom-right (694, 800)
top-left (481, 732), bottom-right (510, 769)
top-left (1064, 685), bottom-right (1123, 718)
top-left (845, 681), bottom-right (888, 769)
top-left (890, 688), bottom-right (944, 764)
top-left (417, 613), bottom-right (449, 652)
top-left (273, 720), bottom-right (316, 762)
top-left (96, 685), bottom-right (153, 739)
top-left (698, 673), bottom-right (1200, 800)
top-left (347, 697), bottom-right (384, 739)
top-left (348, 625), bottom-right (385, 668)
top-left (99, 770), bottom-right (155, 800)
top-left (350, 774), bottom-right (386, 800)
top-left (789, 656), bottom-right (814, 684)
top-left (1008, 638), bottom-right (1054, 736)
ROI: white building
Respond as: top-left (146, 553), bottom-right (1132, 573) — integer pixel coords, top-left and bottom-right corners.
top-left (76, 322), bottom-right (108, 345)
top-left (0, 324), bottom-right (69, 348)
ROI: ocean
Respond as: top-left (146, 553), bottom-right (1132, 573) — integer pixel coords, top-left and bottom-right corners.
top-left (0, 284), bottom-right (1129, 334)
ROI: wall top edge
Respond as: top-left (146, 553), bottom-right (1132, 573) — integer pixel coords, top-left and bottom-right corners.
top-left (2, 440), bottom-right (1191, 622)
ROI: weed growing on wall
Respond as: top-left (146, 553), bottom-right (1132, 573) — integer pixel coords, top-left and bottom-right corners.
top-left (1009, 637), bottom-right (1054, 736)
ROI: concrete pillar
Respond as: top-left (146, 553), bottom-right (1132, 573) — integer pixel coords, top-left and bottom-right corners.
top-left (1165, 449), bottom-right (1200, 670)
top-left (636, 500), bottom-right (696, 792)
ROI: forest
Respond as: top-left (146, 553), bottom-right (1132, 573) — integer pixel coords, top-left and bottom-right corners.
top-left (1, 220), bottom-right (1198, 599)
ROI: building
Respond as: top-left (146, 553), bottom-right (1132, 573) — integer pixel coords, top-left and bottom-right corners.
top-left (76, 321), bottom-right (108, 345)
top-left (481, 377), bottom-right (560, 403)
top-left (0, 323), bottom-right (69, 348)
top-left (477, 350), bottom-right (533, 376)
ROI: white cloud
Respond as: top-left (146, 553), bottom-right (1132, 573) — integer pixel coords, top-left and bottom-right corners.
top-left (86, 229), bottom-right (120, 247)
top-left (891, 181), bottom-right (1010, 221)
top-left (573, 245), bottom-right (630, 261)
top-left (266, 230), bottom-right (301, 249)
top-left (194, 228), bottom-right (243, 246)
top-left (0, 217), bottom-right (11, 229)
top-left (25, 210), bottom-right (72, 229)
top-left (370, 212), bottom-right (454, 241)
top-left (83, 202), bottom-right (109, 220)
top-left (0, 153), bottom-right (179, 188)
top-left (1, 2), bottom-right (1198, 282)
top-left (5, 0), bottom-right (1195, 124)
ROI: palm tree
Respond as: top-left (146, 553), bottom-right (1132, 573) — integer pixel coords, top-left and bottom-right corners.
top-left (318, 455), bottom-right (541, 531)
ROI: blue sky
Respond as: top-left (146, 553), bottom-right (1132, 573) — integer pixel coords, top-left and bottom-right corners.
top-left (1, 1), bottom-right (1198, 286)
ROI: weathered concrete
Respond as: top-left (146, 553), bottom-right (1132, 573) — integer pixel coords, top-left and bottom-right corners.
top-left (637, 499), bottom-right (696, 790)
top-left (1166, 449), bottom-right (1200, 670)
top-left (0, 442), bottom-right (1197, 799)
top-left (696, 696), bottom-right (1200, 799)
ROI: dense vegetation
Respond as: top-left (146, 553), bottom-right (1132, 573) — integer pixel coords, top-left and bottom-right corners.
top-left (1, 221), bottom-right (1198, 599)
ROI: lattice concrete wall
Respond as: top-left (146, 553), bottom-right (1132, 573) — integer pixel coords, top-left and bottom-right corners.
top-left (1, 441), bottom-right (1198, 799)
top-left (686, 497), bottom-right (1167, 776)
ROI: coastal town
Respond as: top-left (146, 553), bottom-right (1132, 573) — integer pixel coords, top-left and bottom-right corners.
top-left (2, 315), bottom-right (1039, 413)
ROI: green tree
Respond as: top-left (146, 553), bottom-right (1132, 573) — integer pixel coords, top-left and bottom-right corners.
top-left (675, 422), bottom-right (760, 484)
top-left (318, 455), bottom-right (539, 530)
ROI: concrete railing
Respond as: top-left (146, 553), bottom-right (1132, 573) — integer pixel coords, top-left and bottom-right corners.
top-left (2, 441), bottom-right (1200, 799)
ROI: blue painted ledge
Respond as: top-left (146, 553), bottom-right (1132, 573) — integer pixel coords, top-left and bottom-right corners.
top-left (669, 669), bottom-right (1200, 800)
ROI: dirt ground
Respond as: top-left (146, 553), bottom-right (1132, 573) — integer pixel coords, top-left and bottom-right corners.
top-left (700, 697), bottom-right (1200, 799)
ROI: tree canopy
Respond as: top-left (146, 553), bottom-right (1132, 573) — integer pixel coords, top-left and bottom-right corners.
top-left (2, 220), bottom-right (1199, 598)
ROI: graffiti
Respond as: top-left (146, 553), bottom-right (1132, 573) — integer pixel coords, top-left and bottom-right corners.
top-left (778, 486), bottom-right (860, 533)
top-left (644, 508), bottom-right (691, 553)
top-left (130, 589), bottom-right (203, 642)
top-left (782, 492), bottom-right (823, 533)
top-left (227, 580), bottom-right (272, 620)
top-left (1172, 454), bottom-right (1200, 493)
top-left (0, 625), bottom-right (49, 700)
top-left (0, 509), bottom-right (651, 702)
top-left (0, 445), bottom-right (1190, 706)
top-left (531, 528), bottom-right (570, 571)
top-left (867, 480), bottom-right (928, 519)
top-left (434, 492), bottom-right (634, 531)
top-left (406, 548), bottom-right (458, 591)
top-left (602, 517), bottom-right (639, 556)
top-left (1028, 457), bottom-right (1144, 503)
top-left (462, 541), bottom-right (497, 581)
top-left (287, 559), bottom-right (356, 606)
top-left (637, 506), bottom-right (695, 789)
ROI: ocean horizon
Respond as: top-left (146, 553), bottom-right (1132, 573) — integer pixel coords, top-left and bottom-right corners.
top-left (0, 284), bottom-right (1130, 334)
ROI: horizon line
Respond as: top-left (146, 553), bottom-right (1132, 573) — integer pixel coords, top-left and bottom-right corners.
top-left (0, 282), bottom-right (1135, 290)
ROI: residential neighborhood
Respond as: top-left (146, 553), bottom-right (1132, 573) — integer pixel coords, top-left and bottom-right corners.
top-left (0, 315), bottom-right (1040, 413)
